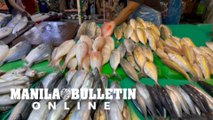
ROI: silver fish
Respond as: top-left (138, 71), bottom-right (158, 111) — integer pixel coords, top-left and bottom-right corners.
top-left (120, 59), bottom-right (139, 81)
top-left (86, 22), bottom-right (97, 38)
top-left (41, 72), bottom-right (62, 91)
top-left (0, 78), bottom-right (29, 88)
top-left (81, 72), bottom-right (95, 89)
top-left (124, 39), bottom-right (135, 54)
top-left (110, 50), bottom-right (121, 74)
top-left (0, 85), bottom-right (27, 95)
top-left (12, 16), bottom-right (28, 34)
top-left (7, 14), bottom-right (22, 28)
top-left (0, 27), bottom-right (12, 39)
top-left (0, 94), bottom-right (19, 106)
top-left (25, 43), bottom-right (52, 66)
top-left (109, 100), bottom-right (123, 120)
top-left (135, 90), bottom-right (147, 120)
top-left (117, 43), bottom-right (126, 58)
top-left (65, 69), bottom-right (77, 84)
top-left (5, 40), bottom-right (32, 63)
top-left (70, 70), bottom-right (87, 89)
top-left (63, 45), bottom-right (77, 70)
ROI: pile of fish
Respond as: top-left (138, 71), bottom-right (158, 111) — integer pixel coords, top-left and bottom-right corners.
top-left (155, 26), bottom-right (213, 81)
top-left (0, 14), bottom-right (29, 39)
top-left (0, 41), bottom-right (53, 67)
top-left (133, 82), bottom-right (213, 119)
top-left (75, 21), bottom-right (101, 39)
top-left (50, 35), bottom-right (115, 72)
top-left (114, 18), bottom-right (160, 51)
top-left (0, 67), bottom-right (45, 112)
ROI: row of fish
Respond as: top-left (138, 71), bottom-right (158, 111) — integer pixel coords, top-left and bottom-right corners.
top-left (133, 82), bottom-right (213, 119)
top-left (0, 67), bottom-right (45, 112)
top-left (76, 21), bottom-right (101, 39)
top-left (0, 14), bottom-right (29, 39)
top-left (50, 35), bottom-right (115, 72)
top-left (0, 40), bottom-right (53, 67)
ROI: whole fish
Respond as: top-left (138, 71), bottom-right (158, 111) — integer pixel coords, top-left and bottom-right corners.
top-left (130, 30), bottom-right (139, 43)
top-left (144, 61), bottom-right (158, 84)
top-left (162, 58), bottom-right (191, 81)
top-left (133, 45), bottom-right (147, 71)
top-left (145, 28), bottom-right (156, 51)
top-left (7, 14), bottom-right (22, 28)
top-left (136, 83), bottom-right (156, 117)
top-left (12, 16), bottom-right (28, 34)
top-left (70, 70), bottom-right (87, 89)
top-left (51, 40), bottom-right (75, 66)
top-left (181, 37), bottom-right (196, 47)
top-left (63, 45), bottom-right (77, 70)
top-left (105, 36), bottom-right (115, 51)
top-left (0, 78), bottom-right (29, 88)
top-left (114, 27), bottom-right (122, 40)
top-left (141, 46), bottom-right (153, 62)
top-left (168, 53), bottom-right (197, 79)
top-left (109, 100), bottom-right (123, 120)
top-left (126, 53), bottom-right (140, 71)
top-left (196, 55), bottom-right (210, 79)
top-left (25, 43), bottom-right (52, 66)
top-left (120, 59), bottom-right (139, 81)
top-left (117, 43), bottom-right (126, 58)
top-left (110, 50), bottom-right (121, 74)
top-left (182, 45), bottom-right (195, 64)
top-left (124, 39), bottom-right (135, 55)
top-left (76, 22), bottom-right (88, 39)
top-left (90, 51), bottom-right (103, 72)
top-left (130, 19), bottom-right (137, 30)
top-left (206, 42), bottom-right (213, 51)
top-left (136, 17), bottom-right (146, 28)
top-left (160, 25), bottom-right (172, 40)
top-left (0, 44), bottom-right (9, 66)
top-left (176, 87), bottom-right (197, 115)
top-left (76, 41), bottom-right (89, 69)
top-left (95, 26), bottom-right (101, 38)
top-left (70, 100), bottom-right (91, 120)
top-left (93, 36), bottom-right (105, 51)
top-left (166, 88), bottom-right (182, 118)
top-left (192, 63), bottom-right (203, 80)
top-left (156, 48), bottom-right (169, 59)
top-left (65, 69), bottom-right (77, 84)
top-left (81, 72), bottom-right (95, 89)
top-left (67, 58), bottom-right (78, 70)
top-left (8, 100), bottom-right (34, 120)
top-left (165, 38), bottom-right (180, 50)
top-left (0, 94), bottom-right (19, 106)
top-left (133, 91), bottom-right (147, 120)
top-left (124, 25), bottom-right (133, 39)
top-left (136, 28), bottom-right (147, 45)
top-left (101, 44), bottom-right (112, 65)
top-left (198, 81), bottom-right (213, 97)
top-left (79, 35), bottom-right (93, 50)
top-left (0, 27), bottom-right (12, 39)
top-left (94, 103), bottom-right (108, 120)
top-left (86, 22), bottom-right (97, 38)
top-left (27, 100), bottom-right (49, 120)
top-left (82, 55), bottom-right (90, 71)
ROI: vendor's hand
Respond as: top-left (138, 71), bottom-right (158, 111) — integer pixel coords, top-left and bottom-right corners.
top-left (101, 21), bottom-right (116, 37)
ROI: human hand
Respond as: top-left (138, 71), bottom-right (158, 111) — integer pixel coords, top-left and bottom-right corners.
top-left (101, 21), bottom-right (116, 37)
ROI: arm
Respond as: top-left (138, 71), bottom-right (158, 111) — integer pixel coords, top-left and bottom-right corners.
top-left (9, 0), bottom-right (26, 13)
top-left (113, 1), bottom-right (140, 25)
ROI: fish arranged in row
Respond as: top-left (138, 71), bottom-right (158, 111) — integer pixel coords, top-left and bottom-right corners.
top-left (133, 82), bottom-right (213, 119)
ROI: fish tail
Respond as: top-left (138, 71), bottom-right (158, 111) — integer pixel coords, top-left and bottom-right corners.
top-left (78, 65), bottom-right (82, 70)
top-left (110, 73), bottom-right (122, 81)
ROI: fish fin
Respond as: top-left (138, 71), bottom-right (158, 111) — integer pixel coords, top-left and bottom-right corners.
top-left (110, 72), bottom-right (122, 81)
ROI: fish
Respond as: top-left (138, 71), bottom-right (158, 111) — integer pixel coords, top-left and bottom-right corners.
top-left (181, 38), bottom-right (196, 47)
top-left (86, 22), bottom-right (97, 38)
top-left (12, 16), bottom-right (28, 34)
top-left (168, 53), bottom-right (197, 79)
top-left (101, 44), bottom-right (112, 65)
top-left (166, 88), bottom-right (182, 118)
top-left (90, 51), bottom-right (103, 72)
top-left (67, 58), bottom-right (78, 70)
top-left (198, 81), bottom-right (213, 97)
top-left (126, 53), bottom-right (140, 71)
top-left (136, 17), bottom-right (146, 28)
top-left (156, 39), bottom-right (165, 50)
top-left (171, 36), bottom-right (182, 48)
top-left (120, 22), bottom-right (128, 33)
top-left (133, 45), bottom-right (147, 71)
top-left (114, 27), bottom-right (122, 40)
top-left (41, 72), bottom-right (62, 92)
top-left (150, 24), bottom-right (160, 37)
top-left (0, 105), bottom-right (13, 112)
top-left (196, 55), bottom-right (210, 80)
top-left (0, 78), bottom-right (29, 88)
top-left (104, 36), bottom-right (115, 51)
top-left (136, 28), bottom-right (147, 45)
top-left (124, 39), bottom-right (135, 55)
top-left (65, 69), bottom-right (77, 84)
top-left (144, 61), bottom-right (158, 84)
top-left (164, 46), bottom-right (181, 55)
top-left (192, 63), bottom-right (203, 80)
top-left (182, 45), bottom-right (195, 64)
top-left (51, 40), bottom-right (75, 66)
top-left (101, 75), bottom-right (108, 90)
top-left (117, 43), bottom-right (126, 58)
top-left (0, 27), bottom-right (13, 39)
top-left (0, 94), bottom-right (19, 106)
top-left (124, 25), bottom-right (133, 39)
top-left (130, 19), bottom-right (137, 30)
top-left (0, 15), bottom-right (12, 28)
top-left (93, 36), bottom-right (105, 51)
top-left (136, 83), bottom-right (156, 117)
top-left (82, 55), bottom-right (90, 71)
top-left (25, 43), bottom-right (52, 67)
top-left (109, 100), bottom-right (123, 120)
top-left (95, 26), bottom-right (102, 38)
top-left (76, 22), bottom-right (88, 39)
top-left (8, 100), bottom-right (34, 120)
top-left (79, 35), bottom-right (93, 51)
top-left (165, 38), bottom-right (180, 50)
top-left (7, 14), bottom-right (22, 28)
top-left (156, 48), bottom-right (169, 59)
top-left (57, 78), bottom-right (67, 90)
top-left (206, 42), bottom-right (213, 51)
top-left (27, 100), bottom-right (49, 120)
top-left (62, 45), bottom-right (77, 70)
top-left (93, 103), bottom-right (108, 120)
top-left (145, 28), bottom-right (156, 51)
top-left (69, 70), bottom-right (87, 89)
top-left (110, 50), bottom-right (121, 74)
top-left (120, 59), bottom-right (139, 81)
top-left (76, 41), bottom-right (89, 69)
top-left (133, 91), bottom-right (147, 120)
top-left (0, 44), bottom-right (9, 66)
top-left (141, 46), bottom-right (153, 62)
top-left (70, 101), bottom-right (91, 120)
top-left (81, 72), bottom-right (95, 89)
top-left (160, 25), bottom-right (172, 40)
top-left (130, 30), bottom-right (139, 43)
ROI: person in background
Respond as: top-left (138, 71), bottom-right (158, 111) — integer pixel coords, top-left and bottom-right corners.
top-left (4, 0), bottom-right (31, 16)
top-left (22, 0), bottom-right (37, 15)
top-left (101, 0), bottom-right (162, 37)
